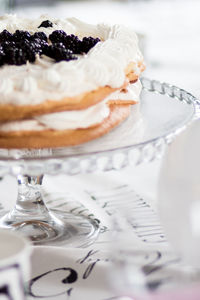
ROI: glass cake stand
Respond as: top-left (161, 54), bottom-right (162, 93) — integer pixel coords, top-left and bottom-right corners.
top-left (0, 78), bottom-right (198, 246)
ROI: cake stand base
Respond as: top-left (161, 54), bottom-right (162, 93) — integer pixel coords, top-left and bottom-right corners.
top-left (0, 210), bottom-right (99, 247)
top-left (0, 174), bottom-right (99, 247)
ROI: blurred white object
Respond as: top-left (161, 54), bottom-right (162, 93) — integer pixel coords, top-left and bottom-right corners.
top-left (0, 0), bottom-right (10, 13)
top-left (158, 119), bottom-right (200, 267)
top-left (0, 229), bottom-right (32, 299)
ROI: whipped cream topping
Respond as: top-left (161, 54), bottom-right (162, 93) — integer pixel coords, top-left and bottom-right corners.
top-left (0, 81), bottom-right (142, 132)
top-left (0, 15), bottom-right (143, 106)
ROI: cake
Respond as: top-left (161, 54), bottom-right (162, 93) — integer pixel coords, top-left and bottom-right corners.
top-left (0, 15), bottom-right (145, 149)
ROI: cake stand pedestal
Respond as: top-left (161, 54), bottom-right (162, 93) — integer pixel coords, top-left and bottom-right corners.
top-left (0, 78), bottom-right (197, 246)
top-left (0, 174), bottom-right (99, 246)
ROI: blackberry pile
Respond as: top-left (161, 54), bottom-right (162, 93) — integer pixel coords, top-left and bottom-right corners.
top-left (0, 20), bottom-right (101, 66)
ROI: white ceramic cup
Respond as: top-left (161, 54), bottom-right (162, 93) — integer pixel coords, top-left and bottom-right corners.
top-left (0, 229), bottom-right (32, 300)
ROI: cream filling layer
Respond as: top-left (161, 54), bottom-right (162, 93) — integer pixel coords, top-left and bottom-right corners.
top-left (0, 15), bottom-right (143, 106)
top-left (0, 81), bottom-right (142, 132)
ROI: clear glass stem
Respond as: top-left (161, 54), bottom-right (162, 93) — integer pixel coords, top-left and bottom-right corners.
top-left (0, 174), bottom-right (64, 243)
top-left (14, 175), bottom-right (48, 218)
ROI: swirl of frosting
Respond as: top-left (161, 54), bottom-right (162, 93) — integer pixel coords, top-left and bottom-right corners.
top-left (91, 51), bottom-right (125, 88)
top-left (0, 78), bottom-right (13, 95)
top-left (21, 76), bottom-right (37, 93)
top-left (43, 69), bottom-right (61, 87)
top-left (77, 57), bottom-right (110, 87)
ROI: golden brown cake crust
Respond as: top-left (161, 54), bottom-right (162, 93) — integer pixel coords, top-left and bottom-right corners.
top-left (0, 103), bottom-right (131, 149)
top-left (0, 61), bottom-right (144, 122)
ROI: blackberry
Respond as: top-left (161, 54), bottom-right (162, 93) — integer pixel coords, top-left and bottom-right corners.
top-left (0, 46), bottom-right (5, 66)
top-left (30, 39), bottom-right (43, 53)
top-left (31, 33), bottom-right (48, 54)
top-left (0, 54), bottom-right (5, 66)
top-left (50, 32), bottom-right (82, 54)
top-left (32, 31), bottom-right (47, 42)
top-left (0, 29), bottom-right (13, 42)
top-left (24, 48), bottom-right (36, 63)
top-left (42, 44), bottom-right (52, 57)
top-left (1, 41), bottom-right (16, 51)
top-left (38, 20), bottom-right (53, 28)
top-left (45, 43), bottom-right (77, 62)
top-left (18, 40), bottom-right (42, 62)
top-left (46, 43), bottom-right (66, 61)
top-left (40, 41), bottom-right (50, 56)
top-left (81, 37), bottom-right (100, 53)
top-left (49, 30), bottom-right (67, 43)
top-left (63, 34), bottom-right (82, 54)
top-left (13, 30), bottom-right (31, 42)
top-left (39, 40), bottom-right (49, 54)
top-left (5, 47), bottom-right (27, 65)
top-left (0, 45), bottom-right (4, 55)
